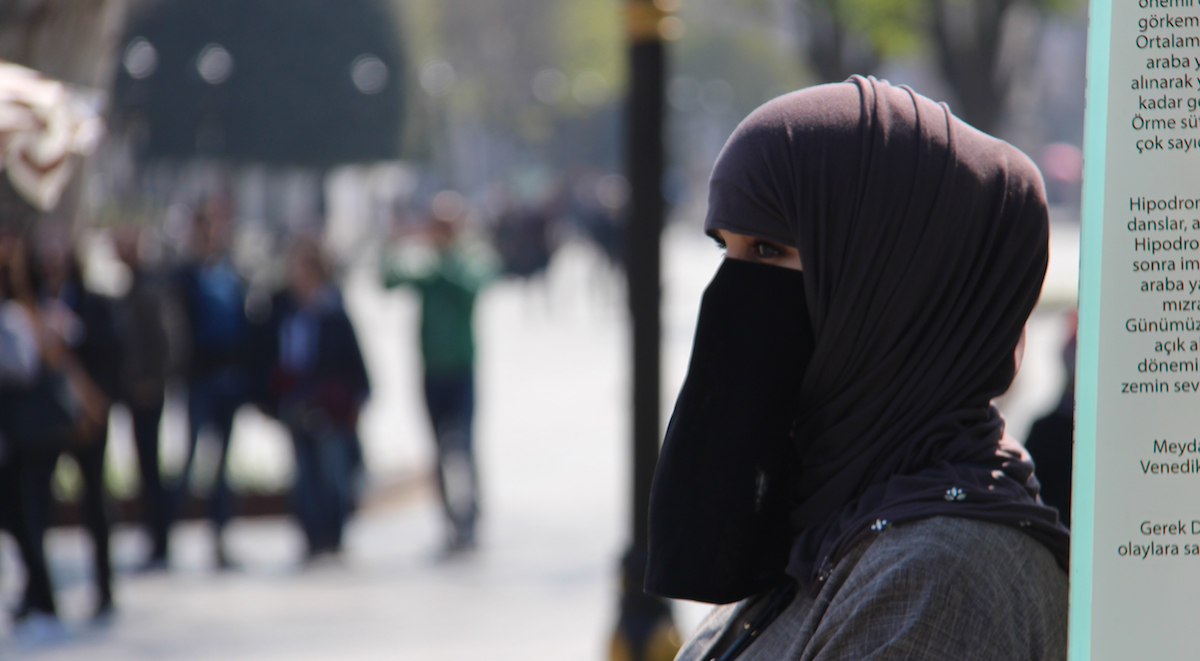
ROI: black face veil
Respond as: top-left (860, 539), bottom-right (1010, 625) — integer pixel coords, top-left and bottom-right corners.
top-left (646, 258), bottom-right (813, 603)
top-left (646, 76), bottom-right (1069, 604)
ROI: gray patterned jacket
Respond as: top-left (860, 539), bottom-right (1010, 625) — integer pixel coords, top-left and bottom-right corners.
top-left (676, 517), bottom-right (1068, 661)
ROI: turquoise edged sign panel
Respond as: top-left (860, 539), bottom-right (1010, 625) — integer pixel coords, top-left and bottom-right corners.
top-left (1077, 0), bottom-right (1200, 656)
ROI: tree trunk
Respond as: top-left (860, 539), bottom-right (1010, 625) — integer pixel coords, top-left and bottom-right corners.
top-left (930, 0), bottom-right (1039, 135)
top-left (800, 0), bottom-right (881, 84)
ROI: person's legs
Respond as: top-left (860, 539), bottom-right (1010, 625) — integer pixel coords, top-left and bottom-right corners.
top-left (446, 372), bottom-right (478, 543)
top-left (424, 371), bottom-right (478, 550)
top-left (170, 379), bottom-right (213, 533)
top-left (208, 403), bottom-right (235, 533)
top-left (13, 449), bottom-right (60, 617)
top-left (345, 432), bottom-right (365, 512)
top-left (0, 453), bottom-right (56, 619)
top-left (208, 373), bottom-right (245, 568)
top-left (209, 401), bottom-right (235, 567)
top-left (0, 456), bottom-right (18, 533)
top-left (72, 422), bottom-right (114, 615)
top-left (314, 432), bottom-right (353, 552)
top-left (131, 399), bottom-right (168, 562)
top-left (291, 427), bottom-right (353, 558)
top-left (175, 375), bottom-right (241, 568)
top-left (424, 374), bottom-right (454, 537)
top-left (290, 429), bottom-right (321, 555)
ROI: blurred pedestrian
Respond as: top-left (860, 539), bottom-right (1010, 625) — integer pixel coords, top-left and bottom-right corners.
top-left (649, 78), bottom-right (1069, 660)
top-left (381, 194), bottom-right (495, 554)
top-left (569, 176), bottom-right (624, 267)
top-left (170, 195), bottom-right (250, 569)
top-left (493, 201), bottom-right (553, 280)
top-left (1024, 312), bottom-right (1077, 528)
top-left (113, 225), bottom-right (180, 568)
top-left (0, 232), bottom-right (63, 632)
top-left (28, 221), bottom-right (120, 620)
top-left (260, 237), bottom-right (369, 561)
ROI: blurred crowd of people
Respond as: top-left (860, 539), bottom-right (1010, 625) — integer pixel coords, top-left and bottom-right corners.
top-left (0, 189), bottom-right (488, 636)
top-left (0, 171), bottom-right (630, 638)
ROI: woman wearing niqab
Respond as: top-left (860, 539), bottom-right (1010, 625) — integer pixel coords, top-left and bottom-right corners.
top-left (647, 76), bottom-right (1070, 660)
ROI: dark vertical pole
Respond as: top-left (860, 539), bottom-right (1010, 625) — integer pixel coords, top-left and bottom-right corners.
top-left (627, 3), bottom-right (664, 558)
top-left (609, 3), bottom-right (679, 661)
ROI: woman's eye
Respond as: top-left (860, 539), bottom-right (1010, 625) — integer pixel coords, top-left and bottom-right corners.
top-left (712, 238), bottom-right (727, 250)
top-left (753, 242), bottom-right (782, 259)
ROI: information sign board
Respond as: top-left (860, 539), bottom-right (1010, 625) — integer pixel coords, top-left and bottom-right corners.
top-left (1076, 0), bottom-right (1200, 656)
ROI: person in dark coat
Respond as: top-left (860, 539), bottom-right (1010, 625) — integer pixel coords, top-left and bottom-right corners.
top-left (0, 232), bottom-right (63, 628)
top-left (113, 225), bottom-right (180, 567)
top-left (258, 237), bottom-right (369, 560)
top-left (169, 196), bottom-right (250, 569)
top-left (29, 221), bottom-right (120, 619)
top-left (1024, 312), bottom-right (1076, 527)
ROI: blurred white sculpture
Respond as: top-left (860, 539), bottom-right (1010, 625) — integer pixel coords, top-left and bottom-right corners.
top-left (0, 61), bottom-right (104, 211)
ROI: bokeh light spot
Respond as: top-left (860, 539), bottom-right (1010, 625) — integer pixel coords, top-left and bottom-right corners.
top-left (658, 16), bottom-right (685, 41)
top-left (351, 54), bottom-right (388, 95)
top-left (196, 43), bottom-right (233, 84)
top-left (700, 79), bottom-right (734, 115)
top-left (596, 174), bottom-right (630, 210)
top-left (668, 76), bottom-right (700, 112)
top-left (420, 58), bottom-right (456, 97)
top-left (532, 68), bottom-right (568, 105)
top-left (432, 190), bottom-right (468, 221)
top-left (572, 71), bottom-right (609, 107)
top-left (123, 37), bottom-right (158, 79)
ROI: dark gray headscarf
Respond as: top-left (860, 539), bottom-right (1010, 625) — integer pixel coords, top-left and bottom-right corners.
top-left (705, 76), bottom-right (1068, 586)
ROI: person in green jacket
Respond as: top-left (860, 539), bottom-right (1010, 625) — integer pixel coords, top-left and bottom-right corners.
top-left (381, 206), bottom-right (495, 553)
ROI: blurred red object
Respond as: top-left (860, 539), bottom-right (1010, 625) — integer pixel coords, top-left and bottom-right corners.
top-left (1040, 142), bottom-right (1083, 184)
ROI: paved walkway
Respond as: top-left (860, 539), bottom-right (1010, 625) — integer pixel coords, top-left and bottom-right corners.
top-left (0, 498), bottom-right (636, 661)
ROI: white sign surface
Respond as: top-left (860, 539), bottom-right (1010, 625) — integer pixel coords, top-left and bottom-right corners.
top-left (1076, 0), bottom-right (1200, 657)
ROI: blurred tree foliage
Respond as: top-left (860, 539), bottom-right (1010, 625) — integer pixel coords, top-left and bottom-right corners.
top-left (389, 0), bottom-right (807, 189)
top-left (388, 0), bottom-right (628, 186)
top-left (394, 0), bottom-right (623, 118)
top-left (929, 0), bottom-right (1057, 133)
top-left (673, 24), bottom-right (807, 118)
top-left (796, 0), bottom-right (1080, 133)
top-left (801, 0), bottom-right (921, 83)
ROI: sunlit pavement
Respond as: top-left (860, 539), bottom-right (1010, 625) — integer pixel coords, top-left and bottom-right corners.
top-left (0, 220), bottom-right (1075, 660)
